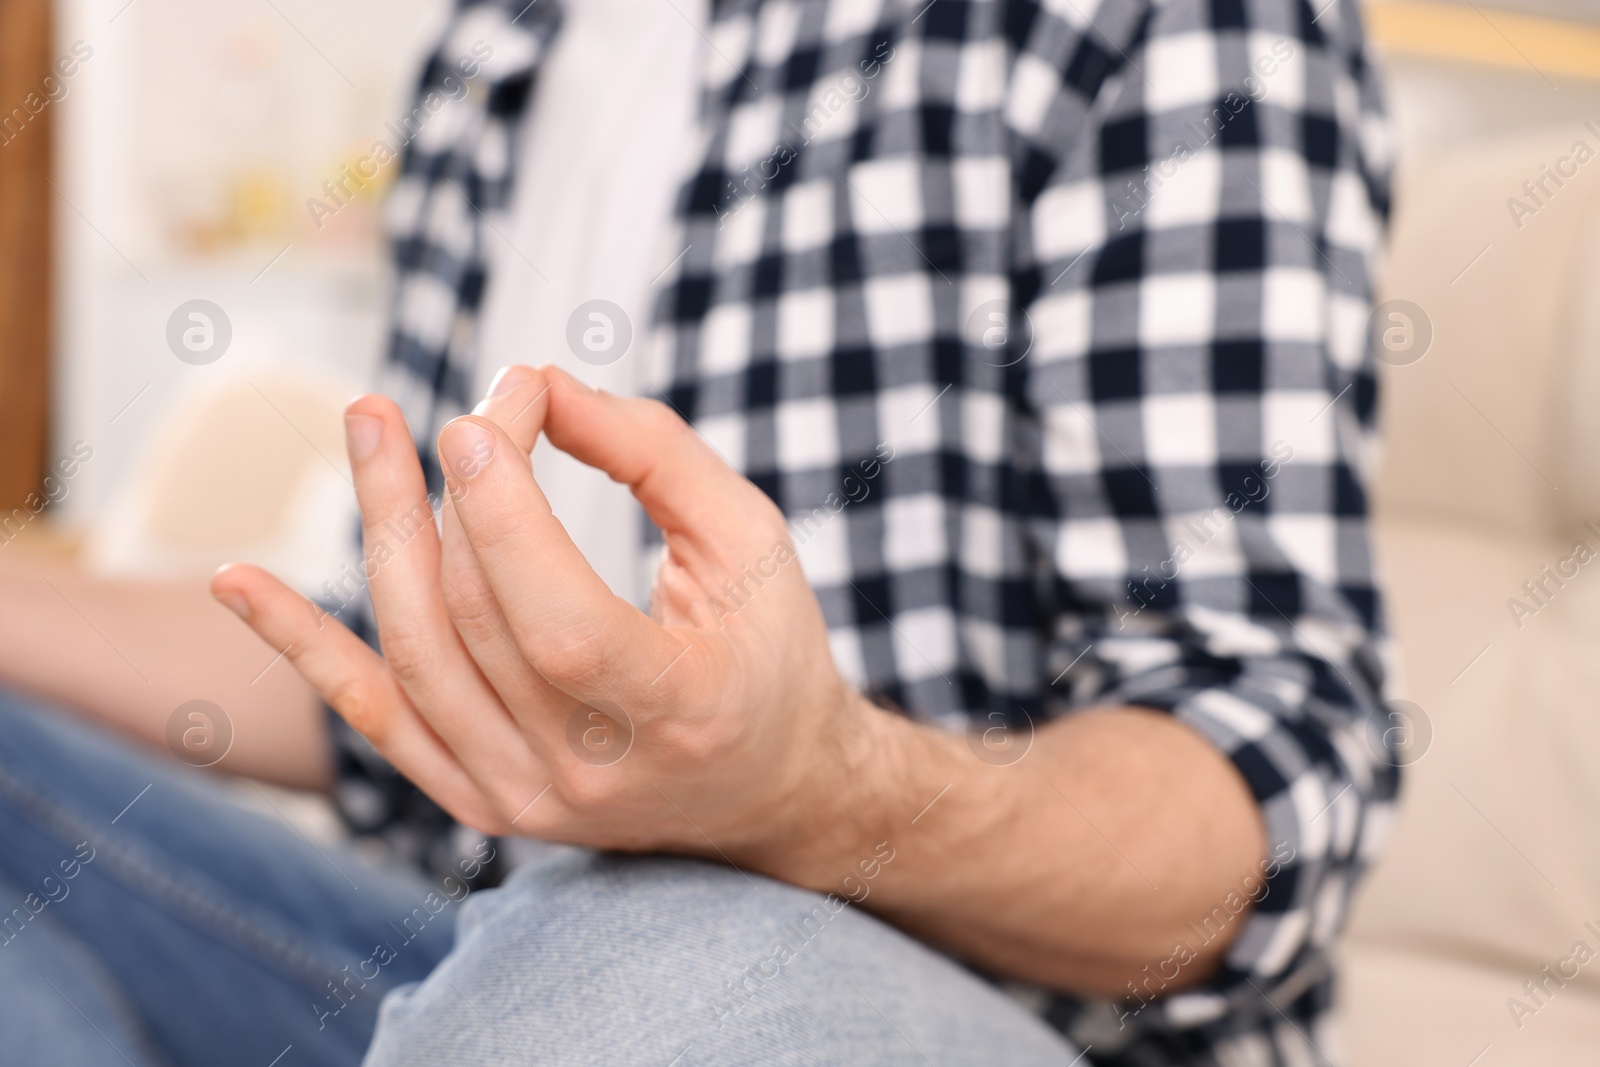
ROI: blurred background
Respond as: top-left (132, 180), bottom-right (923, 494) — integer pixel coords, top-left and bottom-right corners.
top-left (2, 0), bottom-right (442, 585)
top-left (2, 0), bottom-right (1600, 1062)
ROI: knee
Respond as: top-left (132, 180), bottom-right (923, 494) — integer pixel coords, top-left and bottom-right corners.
top-left (363, 852), bottom-right (1079, 1067)
top-left (362, 852), bottom-right (865, 1064)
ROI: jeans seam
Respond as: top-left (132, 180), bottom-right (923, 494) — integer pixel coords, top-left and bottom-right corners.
top-left (0, 761), bottom-right (360, 997)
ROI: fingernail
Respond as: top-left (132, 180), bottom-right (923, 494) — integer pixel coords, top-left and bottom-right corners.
top-left (488, 365), bottom-right (528, 399)
top-left (345, 413), bottom-right (383, 462)
top-left (215, 590), bottom-right (250, 620)
top-left (440, 419), bottom-right (496, 480)
top-left (474, 366), bottom-right (533, 415)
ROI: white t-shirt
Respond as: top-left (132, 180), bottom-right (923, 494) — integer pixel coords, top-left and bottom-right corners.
top-left (474, 0), bottom-right (705, 608)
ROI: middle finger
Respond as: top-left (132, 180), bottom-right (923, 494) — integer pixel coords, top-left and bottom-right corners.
top-left (437, 368), bottom-right (582, 757)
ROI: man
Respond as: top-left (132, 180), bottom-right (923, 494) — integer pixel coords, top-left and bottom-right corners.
top-left (0, 0), bottom-right (1397, 1062)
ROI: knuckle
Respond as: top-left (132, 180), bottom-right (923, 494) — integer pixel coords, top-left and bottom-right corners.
top-left (640, 397), bottom-right (687, 438)
top-left (530, 624), bottom-right (610, 686)
top-left (459, 509), bottom-right (518, 552)
top-left (554, 768), bottom-right (621, 810)
top-left (383, 625), bottom-right (445, 692)
top-left (325, 676), bottom-right (385, 743)
top-left (449, 610), bottom-right (503, 651)
top-left (662, 712), bottom-right (738, 766)
top-left (438, 578), bottom-right (471, 618)
top-left (440, 572), bottom-right (495, 625)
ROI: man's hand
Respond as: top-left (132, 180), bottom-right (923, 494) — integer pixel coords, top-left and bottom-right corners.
top-left (213, 363), bottom-right (1268, 1000)
top-left (212, 365), bottom-right (891, 860)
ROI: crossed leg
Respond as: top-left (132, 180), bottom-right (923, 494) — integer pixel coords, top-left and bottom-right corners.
top-left (364, 851), bottom-right (1081, 1066)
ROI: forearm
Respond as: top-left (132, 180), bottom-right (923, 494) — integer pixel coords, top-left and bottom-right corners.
top-left (0, 550), bottom-right (330, 790)
top-left (751, 700), bottom-right (1267, 998)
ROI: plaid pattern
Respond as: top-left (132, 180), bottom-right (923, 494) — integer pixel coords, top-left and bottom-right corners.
top-left (333, 0), bottom-right (1401, 1061)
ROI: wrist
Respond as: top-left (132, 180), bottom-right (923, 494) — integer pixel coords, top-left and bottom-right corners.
top-left (738, 686), bottom-right (957, 896)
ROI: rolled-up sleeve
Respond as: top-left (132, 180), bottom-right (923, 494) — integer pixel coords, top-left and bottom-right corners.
top-left (1010, 0), bottom-right (1401, 1034)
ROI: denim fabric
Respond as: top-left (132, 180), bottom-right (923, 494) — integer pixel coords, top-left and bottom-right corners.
top-left (0, 868), bottom-right (170, 1066)
top-left (0, 690), bottom-right (1080, 1065)
top-left (0, 691), bottom-right (454, 1066)
top-left (364, 853), bottom-right (1083, 1066)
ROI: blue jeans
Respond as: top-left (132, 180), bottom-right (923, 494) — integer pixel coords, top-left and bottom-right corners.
top-left (0, 691), bottom-right (1080, 1065)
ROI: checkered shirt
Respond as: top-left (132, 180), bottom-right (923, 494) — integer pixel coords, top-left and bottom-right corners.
top-left (328, 0), bottom-right (1403, 1061)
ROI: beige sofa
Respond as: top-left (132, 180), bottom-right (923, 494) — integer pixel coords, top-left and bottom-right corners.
top-left (1341, 125), bottom-right (1600, 1063)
